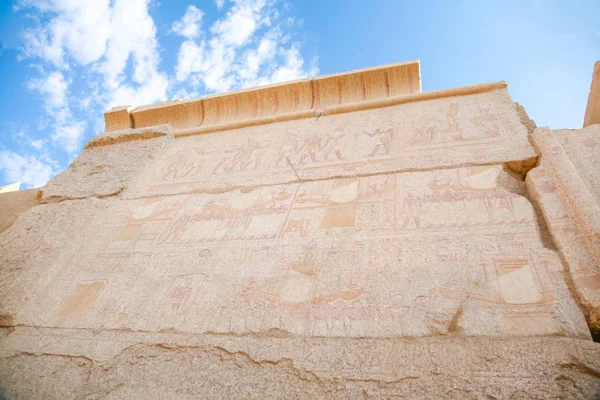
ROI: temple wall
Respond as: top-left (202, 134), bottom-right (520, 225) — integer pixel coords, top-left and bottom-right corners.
top-left (2, 61), bottom-right (600, 399)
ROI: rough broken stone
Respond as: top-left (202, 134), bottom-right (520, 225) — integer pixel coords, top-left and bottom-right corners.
top-left (41, 125), bottom-right (174, 202)
top-left (1, 60), bottom-right (600, 398)
top-left (1, 328), bottom-right (600, 400)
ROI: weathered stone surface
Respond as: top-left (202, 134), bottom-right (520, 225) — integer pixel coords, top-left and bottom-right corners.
top-left (584, 60), bottom-right (600, 127)
top-left (0, 188), bottom-right (40, 234)
top-left (41, 125), bottom-right (174, 202)
top-left (527, 125), bottom-right (600, 331)
top-left (1, 327), bottom-right (600, 399)
top-left (2, 61), bottom-right (600, 398)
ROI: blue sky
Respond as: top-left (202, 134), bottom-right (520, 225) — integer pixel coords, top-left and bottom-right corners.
top-left (0, 0), bottom-right (598, 188)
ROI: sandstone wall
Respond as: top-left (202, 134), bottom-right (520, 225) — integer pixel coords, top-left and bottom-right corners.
top-left (2, 61), bottom-right (600, 399)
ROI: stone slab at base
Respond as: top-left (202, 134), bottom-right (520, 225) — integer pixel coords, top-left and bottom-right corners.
top-left (1, 327), bottom-right (600, 400)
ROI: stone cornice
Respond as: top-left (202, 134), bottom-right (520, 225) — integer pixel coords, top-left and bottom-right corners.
top-left (104, 60), bottom-right (420, 134)
top-left (103, 60), bottom-right (506, 137)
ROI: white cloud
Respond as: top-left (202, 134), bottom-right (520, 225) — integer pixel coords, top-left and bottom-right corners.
top-left (211, 0), bottom-right (266, 47)
top-left (27, 71), bottom-right (86, 153)
top-left (27, 71), bottom-right (67, 108)
top-left (271, 46), bottom-right (317, 84)
top-left (173, 0), bottom-right (318, 94)
top-left (19, 0), bottom-right (112, 67)
top-left (99, 0), bottom-right (169, 107)
top-left (29, 139), bottom-right (45, 150)
top-left (53, 122), bottom-right (86, 154)
top-left (0, 150), bottom-right (56, 188)
top-left (171, 5), bottom-right (204, 39)
top-left (26, 72), bottom-right (86, 153)
top-left (215, 0), bottom-right (226, 10)
top-left (175, 40), bottom-right (205, 82)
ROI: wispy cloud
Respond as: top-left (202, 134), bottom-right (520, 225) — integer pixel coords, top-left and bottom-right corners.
top-left (172, 0), bottom-right (318, 93)
top-left (0, 150), bottom-right (56, 188)
top-left (27, 71), bottom-right (86, 153)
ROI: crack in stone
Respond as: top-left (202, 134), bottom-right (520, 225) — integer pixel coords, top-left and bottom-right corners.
top-left (559, 360), bottom-right (600, 380)
top-left (115, 159), bottom-right (540, 202)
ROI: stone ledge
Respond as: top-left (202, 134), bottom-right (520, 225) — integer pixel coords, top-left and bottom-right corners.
top-left (151, 81), bottom-right (510, 139)
top-left (86, 124), bottom-right (173, 149)
top-left (104, 60), bottom-right (422, 135)
top-left (1, 327), bottom-right (600, 399)
top-left (321, 81), bottom-right (507, 116)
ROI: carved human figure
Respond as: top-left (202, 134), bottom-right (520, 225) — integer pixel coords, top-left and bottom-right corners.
top-left (401, 193), bottom-right (423, 229)
top-left (167, 278), bottom-right (193, 315)
top-left (155, 214), bottom-right (189, 245)
top-left (274, 133), bottom-right (301, 167)
top-left (297, 133), bottom-right (324, 164)
top-left (364, 128), bottom-right (394, 156)
top-left (161, 149), bottom-right (209, 181)
top-left (321, 132), bottom-right (346, 161)
top-left (438, 103), bottom-right (463, 142)
top-left (471, 104), bottom-right (500, 138)
top-left (213, 139), bottom-right (269, 174)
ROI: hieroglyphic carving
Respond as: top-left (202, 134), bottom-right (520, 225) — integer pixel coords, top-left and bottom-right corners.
top-left (27, 164), bottom-right (581, 337)
top-left (161, 148), bottom-right (211, 181)
top-left (397, 166), bottom-right (532, 231)
top-left (126, 89), bottom-right (535, 199)
top-left (213, 138), bottom-right (271, 174)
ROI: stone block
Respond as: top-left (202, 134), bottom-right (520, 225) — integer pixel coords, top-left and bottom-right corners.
top-left (312, 60), bottom-right (420, 111)
top-left (131, 98), bottom-right (203, 130)
top-left (527, 125), bottom-right (600, 331)
top-left (103, 105), bottom-right (135, 133)
top-left (201, 79), bottom-right (313, 128)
